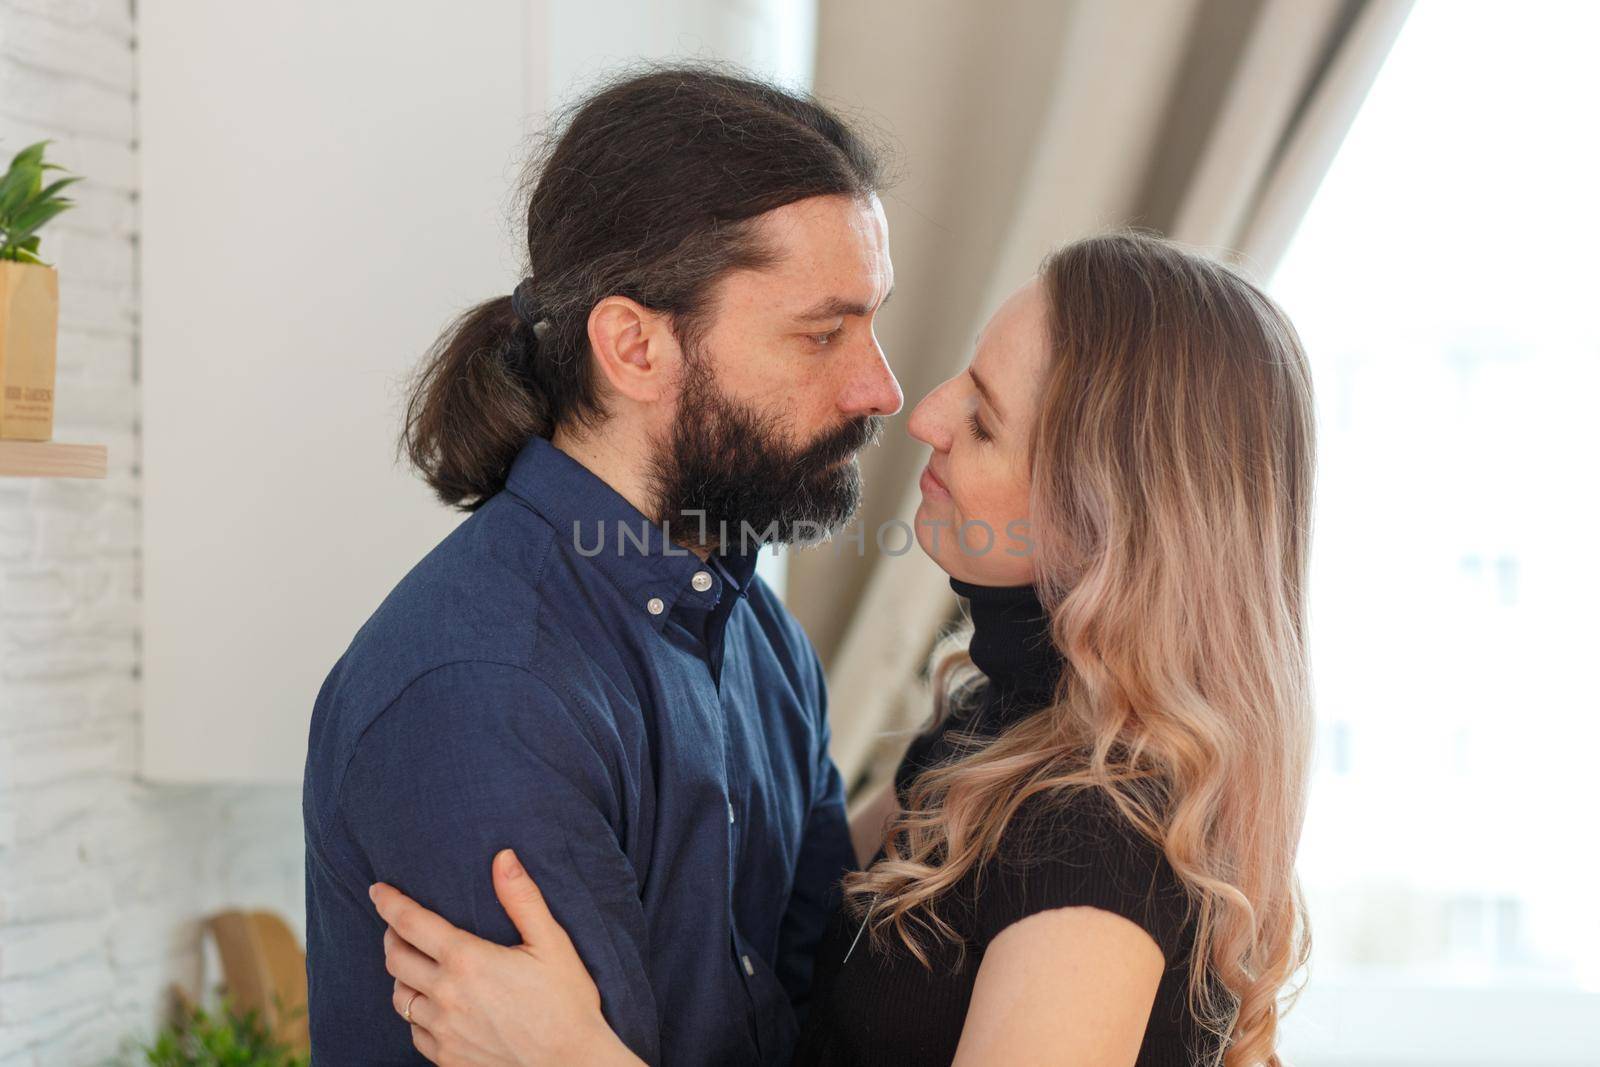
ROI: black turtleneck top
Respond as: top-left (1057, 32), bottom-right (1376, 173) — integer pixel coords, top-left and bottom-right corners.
top-left (792, 578), bottom-right (1203, 1066)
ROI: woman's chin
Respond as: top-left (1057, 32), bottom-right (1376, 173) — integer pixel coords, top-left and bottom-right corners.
top-left (912, 501), bottom-right (952, 574)
top-left (912, 532), bottom-right (947, 575)
top-left (912, 497), bottom-right (942, 538)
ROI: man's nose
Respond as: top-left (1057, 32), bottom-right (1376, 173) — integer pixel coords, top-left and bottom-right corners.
top-left (840, 341), bottom-right (903, 418)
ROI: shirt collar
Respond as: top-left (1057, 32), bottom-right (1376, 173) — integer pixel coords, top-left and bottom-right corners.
top-left (503, 435), bottom-right (757, 631)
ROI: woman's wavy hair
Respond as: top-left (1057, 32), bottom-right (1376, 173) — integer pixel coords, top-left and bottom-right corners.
top-left (841, 231), bottom-right (1317, 1066)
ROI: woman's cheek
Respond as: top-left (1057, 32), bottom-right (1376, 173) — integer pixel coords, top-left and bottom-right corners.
top-left (950, 458), bottom-right (998, 528)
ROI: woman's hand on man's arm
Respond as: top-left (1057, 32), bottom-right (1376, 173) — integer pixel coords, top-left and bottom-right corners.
top-left (372, 847), bottom-right (647, 1067)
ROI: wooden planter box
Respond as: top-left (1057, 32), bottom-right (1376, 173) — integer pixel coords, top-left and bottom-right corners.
top-left (0, 259), bottom-right (58, 441)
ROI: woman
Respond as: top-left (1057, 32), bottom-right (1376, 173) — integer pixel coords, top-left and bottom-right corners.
top-left (370, 231), bottom-right (1317, 1066)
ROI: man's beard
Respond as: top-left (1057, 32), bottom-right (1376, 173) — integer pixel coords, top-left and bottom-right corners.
top-left (647, 347), bottom-right (882, 552)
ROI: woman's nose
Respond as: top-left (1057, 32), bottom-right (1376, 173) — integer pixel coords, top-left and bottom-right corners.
top-left (907, 379), bottom-right (954, 450)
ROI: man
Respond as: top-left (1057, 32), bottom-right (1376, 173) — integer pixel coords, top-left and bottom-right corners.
top-left (302, 65), bottom-right (900, 1065)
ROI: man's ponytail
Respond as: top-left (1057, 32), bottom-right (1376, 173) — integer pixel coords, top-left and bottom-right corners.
top-left (398, 294), bottom-right (552, 511)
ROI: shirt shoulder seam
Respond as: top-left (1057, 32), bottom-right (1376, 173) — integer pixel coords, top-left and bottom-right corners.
top-left (317, 657), bottom-right (605, 855)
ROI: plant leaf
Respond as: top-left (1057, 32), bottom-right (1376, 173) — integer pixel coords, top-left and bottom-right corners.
top-left (7, 197), bottom-right (72, 239)
top-left (7, 140), bottom-right (50, 173)
top-left (0, 162), bottom-right (41, 221)
top-left (36, 176), bottom-right (83, 202)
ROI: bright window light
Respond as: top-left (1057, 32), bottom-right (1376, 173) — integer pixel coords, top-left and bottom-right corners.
top-left (1269, 1), bottom-right (1600, 1061)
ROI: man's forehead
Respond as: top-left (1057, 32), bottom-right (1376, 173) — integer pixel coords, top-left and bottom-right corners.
top-left (751, 194), bottom-right (892, 304)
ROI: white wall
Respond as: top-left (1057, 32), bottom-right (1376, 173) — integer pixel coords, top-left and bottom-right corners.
top-left (543, 0), bottom-right (815, 107)
top-left (0, 2), bottom-right (304, 1062)
top-left (137, 0), bottom-right (526, 784)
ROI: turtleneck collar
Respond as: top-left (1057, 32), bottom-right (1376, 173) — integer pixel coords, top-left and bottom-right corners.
top-left (948, 575), bottom-right (1065, 713)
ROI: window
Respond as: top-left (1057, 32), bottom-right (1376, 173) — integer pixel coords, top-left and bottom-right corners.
top-left (1268, 1), bottom-right (1600, 1061)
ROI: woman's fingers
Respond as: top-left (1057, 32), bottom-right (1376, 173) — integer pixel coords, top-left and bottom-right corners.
top-left (381, 863), bottom-right (620, 1067)
top-left (370, 881), bottom-right (464, 963)
top-left (393, 981), bottom-right (445, 1064)
top-left (491, 848), bottom-right (568, 951)
top-left (391, 977), bottom-right (434, 1031)
top-left (384, 924), bottom-right (442, 993)
top-left (410, 1024), bottom-right (441, 1064)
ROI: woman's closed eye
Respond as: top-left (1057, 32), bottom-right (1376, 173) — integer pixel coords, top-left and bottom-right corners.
top-left (966, 410), bottom-right (993, 443)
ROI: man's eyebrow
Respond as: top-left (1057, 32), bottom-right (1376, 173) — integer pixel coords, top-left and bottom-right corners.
top-left (794, 284), bottom-right (895, 321)
top-left (969, 367), bottom-right (1004, 420)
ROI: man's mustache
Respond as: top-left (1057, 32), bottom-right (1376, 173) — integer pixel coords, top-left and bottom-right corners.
top-left (801, 415), bottom-right (885, 469)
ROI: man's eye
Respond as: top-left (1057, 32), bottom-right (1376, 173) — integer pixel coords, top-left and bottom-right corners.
top-left (809, 327), bottom-right (844, 346)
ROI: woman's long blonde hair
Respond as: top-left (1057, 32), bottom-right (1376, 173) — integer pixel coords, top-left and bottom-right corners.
top-left (841, 232), bottom-right (1316, 1066)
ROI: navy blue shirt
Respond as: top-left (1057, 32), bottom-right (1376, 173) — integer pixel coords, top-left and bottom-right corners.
top-left (302, 434), bottom-right (856, 1065)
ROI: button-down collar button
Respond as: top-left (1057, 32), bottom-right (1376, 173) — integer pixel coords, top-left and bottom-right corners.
top-left (646, 596), bottom-right (665, 616)
top-left (691, 570), bottom-right (714, 592)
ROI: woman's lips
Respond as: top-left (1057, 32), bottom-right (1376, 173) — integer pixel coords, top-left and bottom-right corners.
top-left (919, 461), bottom-right (951, 500)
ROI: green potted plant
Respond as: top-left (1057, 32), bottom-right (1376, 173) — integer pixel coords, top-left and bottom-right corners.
top-left (0, 138), bottom-right (80, 441)
top-left (118, 991), bottom-right (310, 1067)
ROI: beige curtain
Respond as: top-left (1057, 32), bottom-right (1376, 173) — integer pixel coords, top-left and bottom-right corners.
top-left (796, 0), bottom-right (1416, 795)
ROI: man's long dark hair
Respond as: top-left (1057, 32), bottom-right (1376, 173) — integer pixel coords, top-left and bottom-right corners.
top-left (399, 64), bottom-right (889, 512)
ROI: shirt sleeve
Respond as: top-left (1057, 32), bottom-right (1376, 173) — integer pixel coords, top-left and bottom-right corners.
top-left (974, 788), bottom-right (1193, 967)
top-left (772, 646), bottom-right (858, 1025)
top-left (322, 660), bottom-right (660, 1065)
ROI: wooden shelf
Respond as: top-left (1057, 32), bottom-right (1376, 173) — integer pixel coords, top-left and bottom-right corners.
top-left (0, 439), bottom-right (108, 479)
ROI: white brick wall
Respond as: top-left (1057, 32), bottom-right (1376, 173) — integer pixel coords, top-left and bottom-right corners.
top-left (0, 2), bottom-right (307, 1062)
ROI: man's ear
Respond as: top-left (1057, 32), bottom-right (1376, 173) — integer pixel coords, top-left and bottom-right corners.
top-left (586, 295), bottom-right (679, 404)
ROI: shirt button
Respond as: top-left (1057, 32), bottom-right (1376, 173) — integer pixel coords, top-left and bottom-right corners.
top-left (691, 570), bottom-right (713, 592)
top-left (645, 596), bottom-right (665, 615)
top-left (741, 954), bottom-right (755, 976)
top-left (727, 801), bottom-right (736, 825)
